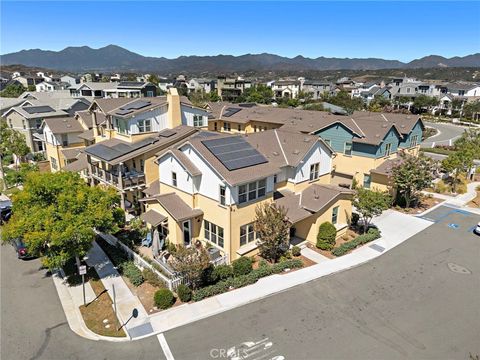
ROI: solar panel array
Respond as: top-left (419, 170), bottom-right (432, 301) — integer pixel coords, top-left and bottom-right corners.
top-left (159, 129), bottom-right (176, 138)
top-left (115, 100), bottom-right (151, 116)
top-left (23, 106), bottom-right (55, 114)
top-left (202, 137), bottom-right (268, 171)
top-left (222, 108), bottom-right (242, 117)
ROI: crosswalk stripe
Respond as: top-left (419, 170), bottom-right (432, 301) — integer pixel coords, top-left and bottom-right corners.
top-left (157, 333), bottom-right (175, 360)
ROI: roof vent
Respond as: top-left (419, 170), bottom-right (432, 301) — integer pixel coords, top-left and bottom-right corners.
top-left (272, 151), bottom-right (279, 156)
top-left (303, 137), bottom-right (310, 142)
top-left (375, 134), bottom-right (380, 137)
top-left (382, 124), bottom-right (387, 128)
top-left (293, 150), bottom-right (300, 155)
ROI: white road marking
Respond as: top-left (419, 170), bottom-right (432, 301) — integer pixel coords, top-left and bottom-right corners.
top-left (157, 333), bottom-right (175, 360)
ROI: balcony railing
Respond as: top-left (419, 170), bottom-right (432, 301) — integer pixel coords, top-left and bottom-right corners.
top-left (90, 164), bottom-right (145, 190)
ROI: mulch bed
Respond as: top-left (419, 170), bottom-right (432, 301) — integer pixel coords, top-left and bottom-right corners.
top-left (305, 229), bottom-right (359, 259)
top-left (394, 196), bottom-right (445, 214)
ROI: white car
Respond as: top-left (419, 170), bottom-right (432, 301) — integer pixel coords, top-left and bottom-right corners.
top-left (475, 222), bottom-right (480, 235)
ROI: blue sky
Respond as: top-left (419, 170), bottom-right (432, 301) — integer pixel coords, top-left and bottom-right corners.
top-left (1, 1), bottom-right (479, 61)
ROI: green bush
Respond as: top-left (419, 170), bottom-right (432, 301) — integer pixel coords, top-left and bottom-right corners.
top-left (232, 256), bottom-right (253, 277)
top-left (176, 284), bottom-right (192, 302)
top-left (212, 264), bottom-right (234, 281)
top-left (291, 246), bottom-right (301, 257)
top-left (121, 261), bottom-right (144, 286)
top-left (154, 288), bottom-right (175, 309)
top-left (142, 268), bottom-right (165, 288)
top-left (258, 259), bottom-right (269, 268)
top-left (332, 229), bottom-right (381, 257)
top-left (192, 259), bottom-right (303, 302)
top-left (316, 222), bottom-right (337, 250)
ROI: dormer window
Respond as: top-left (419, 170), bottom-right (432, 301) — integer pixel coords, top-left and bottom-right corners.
top-left (138, 119), bottom-right (151, 133)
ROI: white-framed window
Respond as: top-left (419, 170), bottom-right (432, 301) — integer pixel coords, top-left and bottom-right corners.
top-left (115, 118), bottom-right (129, 135)
top-left (363, 174), bottom-right (371, 189)
top-left (385, 143), bottom-right (392, 156)
top-left (22, 120), bottom-right (26, 130)
top-left (35, 119), bottom-right (42, 129)
top-left (332, 206), bottom-right (339, 224)
top-left (240, 223), bottom-right (258, 246)
top-left (309, 163), bottom-right (320, 181)
top-left (214, 122), bottom-right (218, 131)
top-left (238, 179), bottom-right (266, 204)
top-left (61, 134), bottom-right (68, 147)
top-left (172, 172), bottom-right (177, 187)
top-left (219, 185), bottom-right (226, 205)
top-left (204, 220), bottom-right (224, 247)
top-left (50, 157), bottom-right (58, 170)
top-left (137, 119), bottom-right (151, 133)
top-left (344, 141), bottom-right (352, 156)
top-left (410, 135), bottom-right (419, 147)
top-left (193, 115), bottom-right (204, 127)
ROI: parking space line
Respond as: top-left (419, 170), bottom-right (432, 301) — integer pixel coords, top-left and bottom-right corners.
top-left (158, 333), bottom-right (175, 360)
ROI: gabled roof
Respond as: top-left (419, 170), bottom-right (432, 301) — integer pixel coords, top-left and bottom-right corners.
top-left (44, 117), bottom-right (85, 134)
top-left (60, 147), bottom-right (83, 160)
top-left (149, 193), bottom-right (203, 222)
top-left (75, 110), bottom-right (93, 128)
top-left (167, 149), bottom-right (202, 176)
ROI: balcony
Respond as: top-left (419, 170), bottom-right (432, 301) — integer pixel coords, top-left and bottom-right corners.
top-left (90, 164), bottom-right (145, 190)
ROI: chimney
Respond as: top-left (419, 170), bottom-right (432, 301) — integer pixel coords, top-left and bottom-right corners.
top-left (167, 87), bottom-right (182, 128)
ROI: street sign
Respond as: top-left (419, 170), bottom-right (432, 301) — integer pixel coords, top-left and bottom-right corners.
top-left (78, 265), bottom-right (87, 275)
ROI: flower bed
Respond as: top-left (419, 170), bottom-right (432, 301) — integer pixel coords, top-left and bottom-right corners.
top-left (192, 259), bottom-right (303, 302)
top-left (331, 229), bottom-right (381, 257)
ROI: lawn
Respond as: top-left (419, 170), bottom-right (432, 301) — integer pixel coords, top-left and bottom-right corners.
top-left (79, 274), bottom-right (126, 338)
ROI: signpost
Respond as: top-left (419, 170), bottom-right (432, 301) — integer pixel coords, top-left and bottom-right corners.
top-left (78, 265), bottom-right (87, 306)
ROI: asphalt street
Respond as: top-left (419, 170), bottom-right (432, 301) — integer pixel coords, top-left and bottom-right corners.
top-left (0, 243), bottom-right (165, 360)
top-left (422, 122), bottom-right (468, 147)
top-left (1, 205), bottom-right (479, 360)
top-left (164, 206), bottom-right (480, 359)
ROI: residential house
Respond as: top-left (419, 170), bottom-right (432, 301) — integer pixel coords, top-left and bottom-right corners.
top-left (81, 89), bottom-right (209, 213)
top-left (61, 75), bottom-right (80, 87)
top-left (70, 81), bottom-right (157, 98)
top-left (141, 128), bottom-right (353, 262)
top-left (271, 79), bottom-right (303, 99)
top-left (302, 80), bottom-right (332, 100)
top-left (35, 81), bottom-right (71, 92)
top-left (217, 76), bottom-right (252, 101)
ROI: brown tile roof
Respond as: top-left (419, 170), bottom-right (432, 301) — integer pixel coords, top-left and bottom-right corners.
top-left (155, 193), bottom-right (203, 222)
top-left (169, 149), bottom-right (202, 176)
top-left (76, 110), bottom-right (93, 128)
top-left (78, 129), bottom-right (95, 141)
top-left (275, 184), bottom-right (354, 223)
top-left (370, 157), bottom-right (404, 176)
top-left (60, 147), bottom-right (83, 160)
top-left (91, 98), bottom-right (133, 114)
top-left (63, 153), bottom-right (88, 172)
top-left (143, 180), bottom-right (160, 197)
top-left (44, 117), bottom-right (84, 134)
top-left (140, 209), bottom-right (167, 227)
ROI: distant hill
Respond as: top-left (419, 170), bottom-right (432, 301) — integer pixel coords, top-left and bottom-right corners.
top-left (1, 45), bottom-right (479, 74)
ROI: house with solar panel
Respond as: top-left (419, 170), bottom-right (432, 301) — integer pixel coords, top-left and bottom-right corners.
top-left (140, 128), bottom-right (354, 262)
top-left (206, 103), bottom-right (424, 192)
top-left (69, 81), bottom-right (157, 98)
top-left (80, 88), bottom-right (209, 213)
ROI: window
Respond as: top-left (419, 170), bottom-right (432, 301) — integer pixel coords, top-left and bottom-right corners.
top-left (254, 125), bottom-right (257, 132)
top-left (140, 159), bottom-right (145, 172)
top-left (240, 223), bottom-right (257, 246)
top-left (50, 157), bottom-right (58, 170)
top-left (132, 159), bottom-right (136, 169)
top-left (172, 172), bottom-right (177, 187)
top-left (146, 91), bottom-right (154, 97)
top-left (219, 185), bottom-right (226, 205)
top-left (238, 179), bottom-right (266, 204)
top-left (193, 115), bottom-right (204, 127)
top-left (309, 163), bottom-right (320, 181)
top-left (385, 143), bottom-right (392, 156)
top-left (237, 124), bottom-right (242, 132)
top-left (214, 122), bottom-right (218, 131)
top-left (332, 206), bottom-right (339, 225)
top-left (344, 142), bottom-right (352, 156)
top-left (363, 174), bottom-right (371, 189)
top-left (137, 119), bottom-right (151, 133)
top-left (22, 120), bottom-right (26, 130)
top-left (223, 122), bottom-right (231, 131)
top-left (273, 174), bottom-right (277, 184)
top-left (35, 119), bottom-right (42, 129)
top-left (115, 118), bottom-right (129, 134)
top-left (204, 220), bottom-right (224, 247)
top-left (410, 135), bottom-right (419, 147)
top-left (61, 134), bottom-right (68, 147)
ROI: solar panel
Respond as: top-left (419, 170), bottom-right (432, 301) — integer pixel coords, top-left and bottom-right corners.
top-left (202, 137), bottom-right (268, 171)
top-left (23, 106), bottom-right (55, 114)
top-left (222, 107), bottom-right (242, 117)
top-left (123, 100), bottom-right (151, 110)
top-left (115, 109), bottom-right (133, 116)
top-left (159, 129), bottom-right (176, 138)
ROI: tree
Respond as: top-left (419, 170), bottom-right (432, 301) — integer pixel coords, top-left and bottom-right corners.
top-left (207, 91), bottom-right (221, 102)
top-left (463, 100), bottom-right (480, 121)
top-left (169, 245), bottom-right (211, 289)
top-left (0, 84), bottom-right (26, 98)
top-left (323, 91), bottom-right (364, 114)
top-left (254, 202), bottom-right (290, 262)
top-left (236, 84), bottom-right (274, 104)
top-left (413, 95), bottom-right (439, 113)
top-left (0, 119), bottom-right (30, 179)
top-left (147, 74), bottom-right (160, 85)
top-left (27, 85), bottom-right (36, 92)
top-left (1, 172), bottom-right (120, 269)
top-left (353, 188), bottom-right (391, 233)
top-left (391, 153), bottom-right (436, 208)
top-left (316, 222), bottom-right (337, 250)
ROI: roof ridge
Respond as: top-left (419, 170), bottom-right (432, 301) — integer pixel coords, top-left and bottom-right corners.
top-left (274, 129), bottom-right (289, 166)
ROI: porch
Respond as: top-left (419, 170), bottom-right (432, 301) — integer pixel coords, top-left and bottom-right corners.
top-left (90, 162), bottom-right (146, 190)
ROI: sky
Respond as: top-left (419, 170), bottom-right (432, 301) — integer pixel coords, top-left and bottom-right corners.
top-left (1, 1), bottom-right (479, 62)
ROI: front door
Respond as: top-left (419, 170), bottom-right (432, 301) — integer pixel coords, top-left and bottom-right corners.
top-left (182, 220), bottom-right (191, 246)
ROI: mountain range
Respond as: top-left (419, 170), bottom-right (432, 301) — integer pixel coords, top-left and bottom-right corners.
top-left (1, 45), bottom-right (479, 74)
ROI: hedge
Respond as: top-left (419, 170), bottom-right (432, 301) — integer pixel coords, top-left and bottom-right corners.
top-left (154, 289), bottom-right (175, 309)
top-left (232, 256), bottom-right (253, 277)
top-left (192, 259), bottom-right (303, 302)
top-left (331, 229), bottom-right (381, 257)
top-left (121, 261), bottom-right (144, 286)
top-left (316, 222), bottom-right (337, 250)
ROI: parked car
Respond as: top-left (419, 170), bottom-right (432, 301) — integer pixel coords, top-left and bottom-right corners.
top-left (0, 198), bottom-right (12, 224)
top-left (474, 222), bottom-right (480, 235)
top-left (11, 239), bottom-right (30, 259)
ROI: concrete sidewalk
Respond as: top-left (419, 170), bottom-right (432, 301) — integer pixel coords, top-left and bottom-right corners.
top-left (85, 241), bottom-right (152, 338)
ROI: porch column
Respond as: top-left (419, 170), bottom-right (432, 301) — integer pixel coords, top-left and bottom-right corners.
top-left (118, 162), bottom-right (124, 189)
top-left (120, 192), bottom-right (126, 210)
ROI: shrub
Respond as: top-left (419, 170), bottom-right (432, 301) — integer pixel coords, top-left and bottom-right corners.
top-left (142, 268), bottom-right (165, 288)
top-left (121, 261), bottom-right (144, 286)
top-left (291, 246), bottom-right (301, 257)
top-left (212, 264), bottom-right (234, 282)
top-left (434, 180), bottom-right (449, 194)
top-left (316, 222), bottom-right (337, 250)
top-left (176, 284), bottom-right (192, 302)
top-left (154, 288), bottom-right (175, 309)
top-left (192, 259), bottom-right (303, 302)
top-left (351, 213), bottom-right (360, 227)
top-left (258, 259), bottom-right (269, 268)
top-left (112, 207), bottom-right (126, 230)
top-left (232, 256), bottom-right (253, 277)
top-left (332, 228), bottom-right (381, 257)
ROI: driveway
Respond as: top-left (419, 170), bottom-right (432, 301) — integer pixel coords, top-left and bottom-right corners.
top-left (163, 206), bottom-right (480, 359)
top-left (0, 244), bottom-right (165, 360)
